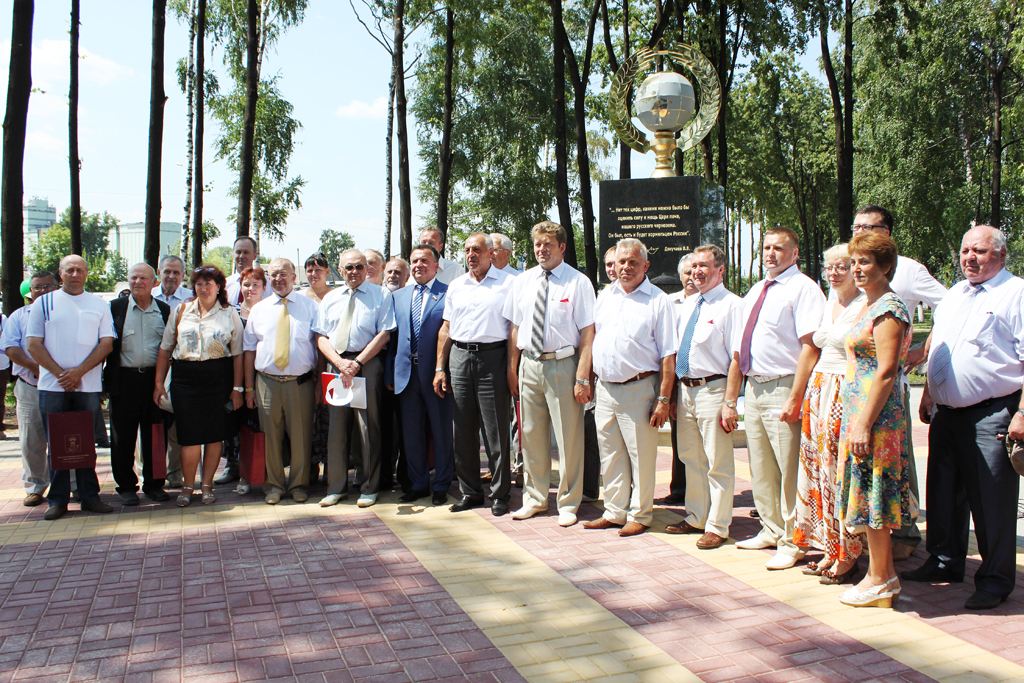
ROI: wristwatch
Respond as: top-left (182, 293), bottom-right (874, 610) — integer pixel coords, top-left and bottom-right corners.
top-left (575, 378), bottom-right (590, 386)
top-left (725, 399), bottom-right (737, 408)
top-left (435, 366), bottom-right (446, 373)
top-left (232, 386), bottom-right (245, 393)
top-left (657, 395), bottom-right (670, 405)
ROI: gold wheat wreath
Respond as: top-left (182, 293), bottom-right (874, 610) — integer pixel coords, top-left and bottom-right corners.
top-left (609, 44), bottom-right (722, 155)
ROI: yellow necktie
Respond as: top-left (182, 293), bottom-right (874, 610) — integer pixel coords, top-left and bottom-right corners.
top-left (274, 298), bottom-right (290, 370)
top-left (333, 288), bottom-right (357, 354)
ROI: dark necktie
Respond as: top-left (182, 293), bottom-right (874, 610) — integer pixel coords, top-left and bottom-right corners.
top-left (738, 280), bottom-right (777, 376)
top-left (411, 284), bottom-right (425, 355)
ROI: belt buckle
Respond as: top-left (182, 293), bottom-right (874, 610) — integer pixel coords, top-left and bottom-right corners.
top-left (411, 356), bottom-right (419, 364)
top-left (467, 343), bottom-right (480, 352)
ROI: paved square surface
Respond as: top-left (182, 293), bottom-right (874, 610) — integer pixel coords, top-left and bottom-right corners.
top-left (0, 416), bottom-right (1021, 682)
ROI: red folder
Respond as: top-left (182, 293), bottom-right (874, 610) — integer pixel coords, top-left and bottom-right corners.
top-left (46, 410), bottom-right (97, 471)
top-left (151, 423), bottom-right (167, 479)
top-left (239, 426), bottom-right (266, 486)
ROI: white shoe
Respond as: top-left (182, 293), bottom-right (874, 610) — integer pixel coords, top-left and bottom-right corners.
top-left (511, 506), bottom-right (546, 520)
top-left (558, 512), bottom-right (577, 527)
top-left (235, 477), bottom-right (250, 495)
top-left (840, 577), bottom-right (900, 608)
top-left (357, 493), bottom-right (377, 508)
top-left (320, 493), bottom-right (343, 507)
top-left (736, 536), bottom-right (775, 550)
top-left (765, 551), bottom-right (804, 571)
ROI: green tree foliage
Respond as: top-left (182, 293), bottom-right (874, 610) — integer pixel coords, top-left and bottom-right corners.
top-left (201, 245), bottom-right (234, 275)
top-left (108, 251), bottom-right (129, 282)
top-left (28, 224), bottom-right (113, 292)
top-left (318, 228), bottom-right (356, 267)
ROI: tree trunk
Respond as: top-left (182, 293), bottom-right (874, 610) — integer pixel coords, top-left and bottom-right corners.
top-left (395, 0), bottom-right (413, 258)
top-left (192, 0), bottom-right (206, 268)
top-left (1, 0), bottom-right (32, 316)
top-left (383, 68), bottom-right (395, 257)
top-left (820, 11), bottom-right (850, 243)
top-left (235, 0), bottom-right (259, 239)
top-left (841, 0), bottom-right (854, 238)
top-left (716, 0), bottom-right (727, 190)
top-left (550, 0), bottom-right (576, 267)
top-left (181, 0), bottom-right (196, 262)
top-left (144, 0), bottom-right (166, 268)
top-left (436, 7), bottom-right (456, 242)
top-left (620, 0), bottom-right (630, 178)
top-left (69, 0), bottom-right (82, 255)
top-left (990, 48), bottom-right (1006, 229)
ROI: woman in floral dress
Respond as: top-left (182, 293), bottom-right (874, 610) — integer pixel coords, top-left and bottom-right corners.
top-left (836, 232), bottom-right (914, 608)
top-left (795, 244), bottom-right (866, 584)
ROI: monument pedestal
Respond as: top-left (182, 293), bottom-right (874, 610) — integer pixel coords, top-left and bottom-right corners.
top-left (599, 176), bottom-right (724, 286)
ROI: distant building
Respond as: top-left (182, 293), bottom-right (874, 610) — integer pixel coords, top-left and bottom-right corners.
top-left (23, 197), bottom-right (57, 252)
top-left (107, 222), bottom-right (182, 267)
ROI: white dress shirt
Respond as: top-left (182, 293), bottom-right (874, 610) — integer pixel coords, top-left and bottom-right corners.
top-left (926, 268), bottom-right (1024, 408)
top-left (1, 306), bottom-right (36, 385)
top-left (407, 278), bottom-right (436, 326)
top-left (593, 278), bottom-right (678, 382)
top-left (674, 282), bottom-right (743, 378)
top-left (443, 266), bottom-right (514, 343)
top-left (243, 290), bottom-right (320, 375)
top-left (314, 281), bottom-right (396, 353)
top-left (501, 263), bottom-right (521, 277)
top-left (436, 257), bottom-right (466, 285)
top-left (739, 264), bottom-right (825, 376)
top-left (27, 289), bottom-right (116, 393)
top-left (152, 284), bottom-right (192, 309)
top-left (503, 261), bottom-right (596, 354)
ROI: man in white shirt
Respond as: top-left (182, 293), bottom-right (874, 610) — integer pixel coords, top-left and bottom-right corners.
top-left (490, 233), bottom-right (520, 276)
top-left (505, 221), bottom-right (596, 527)
top-left (152, 254), bottom-right (192, 309)
top-left (2, 271), bottom-right (59, 506)
top-left (243, 259), bottom-right (321, 505)
top-left (850, 204), bottom-right (946, 560)
top-left (315, 249), bottom-right (396, 508)
top-left (417, 228), bottom-right (466, 285)
top-left (907, 225), bottom-right (1024, 610)
top-left (664, 246), bottom-right (743, 549)
top-left (434, 233), bottom-right (516, 516)
top-left (27, 255), bottom-right (117, 520)
top-left (586, 238), bottom-right (678, 537)
top-left (659, 253), bottom-right (698, 507)
top-left (225, 236), bottom-right (270, 305)
top-left (734, 227), bottom-right (825, 570)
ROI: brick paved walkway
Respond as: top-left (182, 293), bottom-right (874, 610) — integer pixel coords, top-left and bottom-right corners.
top-left (0, 419), bottom-right (1021, 682)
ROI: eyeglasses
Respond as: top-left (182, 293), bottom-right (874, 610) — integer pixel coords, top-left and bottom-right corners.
top-left (823, 264), bottom-right (850, 273)
top-left (194, 266), bottom-right (219, 274)
top-left (851, 224), bottom-right (887, 232)
top-left (343, 264), bottom-right (366, 271)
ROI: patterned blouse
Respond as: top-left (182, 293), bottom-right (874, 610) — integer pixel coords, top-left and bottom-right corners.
top-left (160, 300), bottom-right (243, 361)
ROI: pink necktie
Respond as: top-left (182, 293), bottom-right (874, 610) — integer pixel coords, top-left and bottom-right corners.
top-left (738, 280), bottom-right (776, 375)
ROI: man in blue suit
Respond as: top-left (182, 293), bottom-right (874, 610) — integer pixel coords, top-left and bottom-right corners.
top-left (386, 244), bottom-right (454, 505)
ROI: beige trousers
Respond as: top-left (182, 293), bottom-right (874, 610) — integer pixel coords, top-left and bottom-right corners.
top-left (256, 373), bottom-right (316, 495)
top-left (744, 375), bottom-right (802, 555)
top-left (595, 375), bottom-right (660, 527)
top-left (519, 354), bottom-right (585, 514)
top-left (676, 378), bottom-right (735, 537)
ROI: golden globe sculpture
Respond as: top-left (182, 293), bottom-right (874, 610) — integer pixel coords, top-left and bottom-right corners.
top-left (609, 45), bottom-right (722, 178)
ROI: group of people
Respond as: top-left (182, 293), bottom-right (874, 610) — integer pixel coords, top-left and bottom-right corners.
top-left (3, 206), bottom-right (1018, 614)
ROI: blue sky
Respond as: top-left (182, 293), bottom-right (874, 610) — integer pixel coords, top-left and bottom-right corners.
top-left (0, 1), bottom-right (827, 266)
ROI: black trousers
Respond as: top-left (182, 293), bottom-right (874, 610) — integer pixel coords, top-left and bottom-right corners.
top-left (669, 417), bottom-right (686, 499)
top-left (451, 345), bottom-right (510, 502)
top-left (109, 368), bottom-right (164, 493)
top-left (925, 392), bottom-right (1020, 598)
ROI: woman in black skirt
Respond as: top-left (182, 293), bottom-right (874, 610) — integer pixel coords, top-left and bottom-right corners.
top-left (154, 265), bottom-right (244, 507)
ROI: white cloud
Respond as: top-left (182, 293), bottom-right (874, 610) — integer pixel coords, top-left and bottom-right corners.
top-left (334, 96), bottom-right (388, 120)
top-left (32, 39), bottom-right (133, 89)
top-left (26, 130), bottom-right (62, 154)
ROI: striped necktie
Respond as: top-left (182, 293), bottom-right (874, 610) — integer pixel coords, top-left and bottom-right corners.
top-left (411, 284), bottom-right (425, 355)
top-left (530, 270), bottom-right (552, 357)
top-left (675, 295), bottom-right (704, 378)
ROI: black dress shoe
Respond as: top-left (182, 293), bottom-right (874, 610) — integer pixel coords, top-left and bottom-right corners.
top-left (432, 491), bottom-right (447, 505)
top-left (119, 491), bottom-right (140, 506)
top-left (900, 564), bottom-right (964, 583)
top-left (449, 496), bottom-right (484, 512)
top-left (398, 489), bottom-right (428, 503)
top-left (965, 590), bottom-right (1006, 610)
top-left (143, 488), bottom-right (171, 502)
top-left (81, 500), bottom-right (113, 514)
top-left (44, 504), bottom-right (68, 521)
top-left (491, 499), bottom-right (509, 516)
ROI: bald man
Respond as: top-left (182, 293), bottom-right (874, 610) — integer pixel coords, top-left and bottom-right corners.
top-left (103, 263), bottom-right (172, 504)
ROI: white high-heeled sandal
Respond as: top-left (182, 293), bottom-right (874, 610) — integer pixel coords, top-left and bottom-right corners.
top-left (840, 576), bottom-right (901, 608)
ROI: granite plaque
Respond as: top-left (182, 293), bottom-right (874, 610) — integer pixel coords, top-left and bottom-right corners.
top-left (599, 176), bottom-right (724, 286)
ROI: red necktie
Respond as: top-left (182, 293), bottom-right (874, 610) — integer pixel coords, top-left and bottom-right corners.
top-left (738, 280), bottom-right (776, 375)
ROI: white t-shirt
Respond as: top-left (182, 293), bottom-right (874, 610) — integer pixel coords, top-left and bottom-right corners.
top-left (26, 289), bottom-right (115, 393)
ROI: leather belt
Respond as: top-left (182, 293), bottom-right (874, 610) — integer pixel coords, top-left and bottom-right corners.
top-left (453, 340), bottom-right (505, 352)
top-left (938, 390), bottom-right (1021, 412)
top-left (120, 366), bottom-right (156, 374)
top-left (259, 369), bottom-right (315, 385)
top-left (411, 355), bottom-right (419, 364)
top-left (750, 374), bottom-right (786, 384)
top-left (610, 370), bottom-right (657, 384)
top-left (680, 374), bottom-right (726, 387)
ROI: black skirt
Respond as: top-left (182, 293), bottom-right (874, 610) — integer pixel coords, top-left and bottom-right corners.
top-left (170, 356), bottom-right (235, 446)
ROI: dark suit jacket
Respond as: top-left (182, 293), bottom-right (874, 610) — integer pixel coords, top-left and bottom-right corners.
top-left (103, 295), bottom-right (171, 398)
top-left (386, 280), bottom-right (448, 394)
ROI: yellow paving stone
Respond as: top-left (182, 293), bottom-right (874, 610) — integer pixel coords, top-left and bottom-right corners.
top-left (372, 504), bottom-right (702, 683)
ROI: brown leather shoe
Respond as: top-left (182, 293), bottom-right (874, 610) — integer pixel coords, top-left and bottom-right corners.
top-left (23, 493), bottom-right (44, 507)
top-left (696, 531), bottom-right (727, 549)
top-left (665, 519), bottom-right (703, 535)
top-left (892, 542), bottom-right (916, 562)
top-left (619, 521), bottom-right (648, 537)
top-left (583, 517), bottom-right (620, 530)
